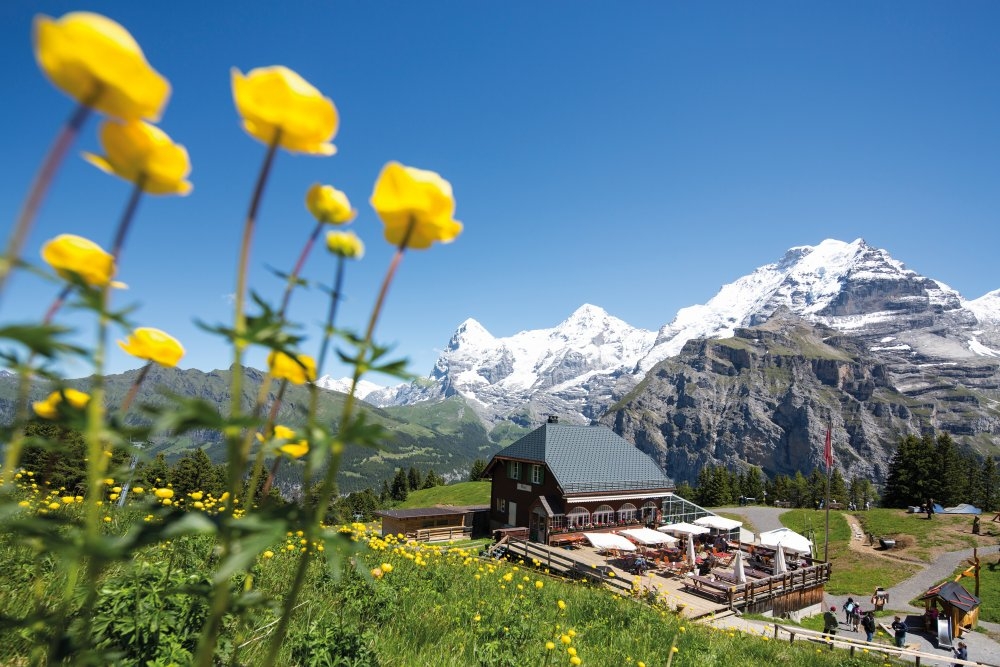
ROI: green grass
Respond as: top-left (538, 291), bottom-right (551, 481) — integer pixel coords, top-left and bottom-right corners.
top-left (855, 509), bottom-right (982, 561)
top-left (397, 481), bottom-right (491, 508)
top-left (779, 510), bottom-right (920, 595)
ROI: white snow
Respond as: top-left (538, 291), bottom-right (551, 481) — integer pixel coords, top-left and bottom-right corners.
top-left (316, 376), bottom-right (387, 399)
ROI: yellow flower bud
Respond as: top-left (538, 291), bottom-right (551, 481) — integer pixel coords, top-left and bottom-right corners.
top-left (84, 120), bottom-right (192, 195)
top-left (371, 162), bottom-right (462, 249)
top-left (306, 184), bottom-right (355, 224)
top-left (231, 66), bottom-right (337, 155)
top-left (267, 350), bottom-right (316, 385)
top-left (41, 234), bottom-right (116, 287)
top-left (118, 327), bottom-right (185, 367)
top-left (33, 12), bottom-right (170, 121)
top-left (325, 230), bottom-right (365, 259)
top-left (32, 388), bottom-right (90, 419)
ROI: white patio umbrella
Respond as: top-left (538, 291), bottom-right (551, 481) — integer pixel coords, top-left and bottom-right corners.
top-left (583, 532), bottom-right (636, 552)
top-left (693, 516), bottom-right (743, 531)
top-left (732, 550), bottom-right (746, 584)
top-left (658, 522), bottom-right (711, 536)
top-left (686, 532), bottom-right (696, 565)
top-left (619, 527), bottom-right (678, 546)
top-left (773, 543), bottom-right (788, 574)
top-left (758, 528), bottom-right (813, 554)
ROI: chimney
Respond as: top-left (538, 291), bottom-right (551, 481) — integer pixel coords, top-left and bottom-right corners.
top-left (547, 415), bottom-right (559, 424)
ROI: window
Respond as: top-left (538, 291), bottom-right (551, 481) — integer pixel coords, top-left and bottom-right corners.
top-left (641, 501), bottom-right (659, 523)
top-left (507, 460), bottom-right (521, 480)
top-left (618, 503), bottom-right (637, 523)
top-left (567, 507), bottom-right (590, 528)
top-left (592, 505), bottom-right (614, 525)
top-left (550, 514), bottom-right (566, 531)
top-left (495, 497), bottom-right (506, 513)
top-left (531, 464), bottom-right (544, 485)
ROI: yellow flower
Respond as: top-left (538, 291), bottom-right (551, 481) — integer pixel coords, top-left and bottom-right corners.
top-left (671, 647), bottom-right (679, 653)
top-left (267, 350), bottom-right (316, 385)
top-left (41, 234), bottom-right (116, 287)
top-left (371, 162), bottom-right (462, 249)
top-left (545, 641), bottom-right (555, 651)
top-left (231, 66), bottom-right (337, 155)
top-left (32, 388), bottom-right (90, 419)
top-left (306, 184), bottom-right (355, 224)
top-left (560, 635), bottom-right (571, 645)
top-left (47, 502), bottom-right (60, 510)
top-left (371, 567), bottom-right (383, 579)
top-left (325, 231), bottom-right (365, 259)
top-left (84, 120), bottom-right (192, 195)
top-left (557, 600), bottom-right (566, 610)
top-left (263, 550), bottom-right (274, 559)
top-left (33, 12), bottom-right (169, 121)
top-left (190, 491), bottom-right (203, 501)
top-left (570, 657), bottom-right (581, 666)
top-left (61, 496), bottom-right (74, 504)
top-left (118, 327), bottom-right (185, 367)
top-left (132, 487), bottom-right (144, 494)
top-left (154, 488), bottom-right (174, 499)
top-left (535, 580), bottom-right (544, 589)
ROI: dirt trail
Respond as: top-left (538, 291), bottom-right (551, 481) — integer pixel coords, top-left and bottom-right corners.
top-left (842, 514), bottom-right (925, 564)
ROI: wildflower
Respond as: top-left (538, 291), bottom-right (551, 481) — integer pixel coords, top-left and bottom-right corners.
top-left (32, 388), bottom-right (90, 419)
top-left (679, 626), bottom-right (686, 633)
top-left (567, 647), bottom-right (577, 656)
top-left (557, 600), bottom-right (566, 610)
top-left (671, 646), bottom-right (679, 653)
top-left (325, 230), bottom-right (365, 259)
top-left (162, 499), bottom-right (172, 506)
top-left (84, 120), bottom-right (192, 195)
top-left (370, 162), bottom-right (462, 249)
top-left (103, 516), bottom-right (111, 522)
top-left (190, 491), bottom-right (203, 501)
top-left (472, 614), bottom-right (481, 622)
top-left (118, 327), bottom-right (185, 366)
top-left (41, 234), bottom-right (116, 287)
top-left (560, 635), bottom-right (571, 645)
top-left (47, 502), bottom-right (60, 510)
top-left (545, 641), bottom-right (555, 651)
top-left (306, 184), bottom-right (355, 224)
top-left (381, 563), bottom-right (393, 573)
top-left (267, 350), bottom-right (316, 385)
top-left (371, 567), bottom-right (383, 579)
top-left (132, 487), bottom-right (144, 494)
top-left (263, 550), bottom-right (274, 559)
top-left (535, 580), bottom-right (544, 590)
top-left (154, 488), bottom-right (174, 499)
top-left (61, 496), bottom-right (74, 504)
top-left (33, 12), bottom-right (169, 121)
top-left (231, 66), bottom-right (337, 155)
top-left (570, 658), bottom-right (581, 666)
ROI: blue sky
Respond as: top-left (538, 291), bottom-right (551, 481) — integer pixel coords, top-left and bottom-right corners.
top-left (2, 2), bottom-right (999, 382)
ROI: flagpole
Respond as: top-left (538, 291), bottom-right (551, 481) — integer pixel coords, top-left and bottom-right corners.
top-left (823, 421), bottom-right (832, 563)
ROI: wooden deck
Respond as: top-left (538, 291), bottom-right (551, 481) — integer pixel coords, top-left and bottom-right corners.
top-left (505, 539), bottom-right (731, 620)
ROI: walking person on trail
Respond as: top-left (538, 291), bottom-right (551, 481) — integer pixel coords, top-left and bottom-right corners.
top-left (891, 615), bottom-right (907, 648)
top-left (843, 597), bottom-right (855, 623)
top-left (823, 606), bottom-right (838, 640)
top-left (861, 611), bottom-right (876, 643)
top-left (849, 605), bottom-right (861, 632)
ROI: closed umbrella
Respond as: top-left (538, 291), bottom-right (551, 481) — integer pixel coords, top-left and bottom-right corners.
top-left (732, 550), bottom-right (746, 584)
top-left (686, 534), bottom-right (696, 566)
top-left (773, 544), bottom-right (787, 574)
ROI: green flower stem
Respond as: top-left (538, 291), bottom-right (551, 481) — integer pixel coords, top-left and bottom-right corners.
top-left (198, 134), bottom-right (281, 667)
top-left (79, 281), bottom-right (111, 650)
top-left (265, 222), bottom-right (416, 661)
top-left (0, 99), bottom-right (94, 311)
top-left (316, 254), bottom-right (346, 377)
top-left (242, 380), bottom-right (287, 509)
top-left (278, 219), bottom-right (324, 319)
top-left (119, 361), bottom-right (152, 418)
top-left (227, 132), bottom-right (280, 501)
top-left (263, 383), bottom-right (321, 666)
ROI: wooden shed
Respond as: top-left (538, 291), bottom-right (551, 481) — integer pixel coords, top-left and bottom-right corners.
top-left (919, 581), bottom-right (980, 637)
top-left (376, 505), bottom-right (489, 542)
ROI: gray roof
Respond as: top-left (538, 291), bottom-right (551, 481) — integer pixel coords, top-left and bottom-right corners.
top-left (491, 424), bottom-right (674, 494)
top-left (375, 505), bottom-right (482, 519)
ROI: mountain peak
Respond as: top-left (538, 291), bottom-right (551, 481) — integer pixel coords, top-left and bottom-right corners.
top-left (446, 318), bottom-right (494, 351)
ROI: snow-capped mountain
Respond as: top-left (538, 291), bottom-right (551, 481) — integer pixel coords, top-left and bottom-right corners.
top-left (372, 239), bottom-right (1000, 426)
top-left (401, 304), bottom-right (657, 421)
top-left (316, 375), bottom-right (386, 401)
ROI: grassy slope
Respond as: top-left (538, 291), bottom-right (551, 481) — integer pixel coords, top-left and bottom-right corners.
top-left (397, 481), bottom-right (491, 508)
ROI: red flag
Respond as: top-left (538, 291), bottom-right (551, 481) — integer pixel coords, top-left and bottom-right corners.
top-left (823, 424), bottom-right (833, 470)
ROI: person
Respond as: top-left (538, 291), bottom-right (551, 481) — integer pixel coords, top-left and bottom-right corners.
top-left (926, 499), bottom-right (935, 520)
top-left (953, 640), bottom-right (968, 665)
top-left (973, 515), bottom-right (981, 535)
top-left (891, 615), bottom-right (907, 647)
top-left (844, 597), bottom-right (855, 623)
top-left (850, 605), bottom-right (861, 632)
top-left (823, 606), bottom-right (838, 639)
top-left (861, 610), bottom-right (876, 642)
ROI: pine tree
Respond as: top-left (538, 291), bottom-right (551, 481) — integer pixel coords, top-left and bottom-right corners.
top-left (468, 458), bottom-right (488, 482)
top-left (407, 466), bottom-right (422, 492)
top-left (391, 468), bottom-right (409, 502)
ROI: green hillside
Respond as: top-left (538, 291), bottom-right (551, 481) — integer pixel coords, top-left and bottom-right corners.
top-left (396, 480), bottom-right (491, 508)
top-left (0, 367), bottom-right (503, 492)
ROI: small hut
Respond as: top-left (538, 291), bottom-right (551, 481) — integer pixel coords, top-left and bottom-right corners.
top-left (918, 581), bottom-right (980, 638)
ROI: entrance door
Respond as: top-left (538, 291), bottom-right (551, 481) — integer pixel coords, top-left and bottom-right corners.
top-left (508, 501), bottom-right (517, 527)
